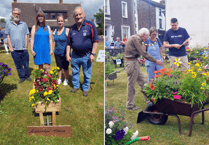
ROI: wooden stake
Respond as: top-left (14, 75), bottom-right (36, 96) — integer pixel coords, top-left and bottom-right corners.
top-left (92, 62), bottom-right (104, 91)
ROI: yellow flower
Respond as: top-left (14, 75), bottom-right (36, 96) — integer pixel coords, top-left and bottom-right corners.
top-left (197, 69), bottom-right (202, 72)
top-left (203, 73), bottom-right (207, 76)
top-left (29, 99), bottom-right (31, 102)
top-left (188, 69), bottom-right (192, 72)
top-left (195, 63), bottom-right (200, 67)
top-left (31, 104), bottom-right (35, 107)
top-left (56, 67), bottom-right (60, 70)
top-left (191, 66), bottom-right (194, 69)
top-left (192, 74), bottom-right (196, 78)
top-left (192, 72), bottom-right (196, 75)
top-left (40, 69), bottom-right (43, 72)
top-left (202, 83), bottom-right (206, 86)
top-left (50, 71), bottom-right (54, 74)
top-left (31, 96), bottom-right (34, 99)
top-left (44, 91), bottom-right (48, 96)
top-left (187, 62), bottom-right (191, 65)
top-left (201, 87), bottom-right (205, 90)
top-left (48, 90), bottom-right (53, 95)
top-left (46, 98), bottom-right (50, 101)
top-left (29, 89), bottom-right (36, 95)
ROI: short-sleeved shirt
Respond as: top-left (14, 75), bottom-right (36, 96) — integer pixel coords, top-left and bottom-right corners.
top-left (164, 27), bottom-right (189, 57)
top-left (5, 21), bottom-right (29, 50)
top-left (114, 41), bottom-right (122, 49)
top-left (105, 40), bottom-right (111, 49)
top-left (67, 19), bottom-right (99, 57)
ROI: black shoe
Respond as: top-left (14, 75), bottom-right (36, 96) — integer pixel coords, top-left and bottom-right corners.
top-left (26, 77), bottom-right (32, 81)
top-left (19, 78), bottom-right (25, 84)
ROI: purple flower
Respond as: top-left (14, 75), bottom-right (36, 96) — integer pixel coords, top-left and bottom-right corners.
top-left (8, 73), bottom-right (12, 76)
top-left (7, 68), bottom-right (11, 71)
top-left (3, 70), bottom-right (6, 75)
top-left (0, 62), bottom-right (2, 65)
top-left (0, 75), bottom-right (1, 78)
top-left (2, 64), bottom-right (5, 67)
top-left (5, 64), bottom-right (8, 68)
top-left (115, 129), bottom-right (125, 140)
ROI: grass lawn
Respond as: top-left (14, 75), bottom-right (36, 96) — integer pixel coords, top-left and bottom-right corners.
top-left (0, 43), bottom-right (104, 145)
top-left (105, 63), bottom-right (209, 145)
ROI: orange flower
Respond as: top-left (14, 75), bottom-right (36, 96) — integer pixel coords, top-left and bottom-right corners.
top-left (154, 70), bottom-right (159, 74)
top-left (151, 98), bottom-right (156, 102)
top-left (168, 68), bottom-right (173, 72)
top-left (154, 75), bottom-right (160, 78)
top-left (161, 68), bottom-right (167, 72)
top-left (150, 83), bottom-right (155, 90)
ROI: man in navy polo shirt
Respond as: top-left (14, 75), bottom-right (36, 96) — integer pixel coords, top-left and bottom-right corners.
top-left (164, 18), bottom-right (190, 71)
top-left (66, 6), bottom-right (99, 97)
top-left (5, 8), bottom-right (31, 84)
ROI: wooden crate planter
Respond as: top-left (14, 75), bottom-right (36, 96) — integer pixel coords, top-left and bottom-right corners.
top-left (34, 97), bottom-right (61, 126)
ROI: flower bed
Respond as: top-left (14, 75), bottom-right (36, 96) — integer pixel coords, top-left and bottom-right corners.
top-left (29, 67), bottom-right (60, 108)
top-left (143, 62), bottom-right (209, 107)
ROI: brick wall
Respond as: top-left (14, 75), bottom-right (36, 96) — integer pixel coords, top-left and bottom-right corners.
top-left (137, 0), bottom-right (156, 30)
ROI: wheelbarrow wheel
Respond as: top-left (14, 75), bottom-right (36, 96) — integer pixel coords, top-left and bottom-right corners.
top-left (145, 103), bottom-right (168, 125)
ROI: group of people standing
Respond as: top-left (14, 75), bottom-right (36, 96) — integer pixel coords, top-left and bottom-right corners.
top-left (124, 18), bottom-right (190, 110)
top-left (5, 6), bottom-right (99, 97)
top-left (105, 35), bottom-right (127, 49)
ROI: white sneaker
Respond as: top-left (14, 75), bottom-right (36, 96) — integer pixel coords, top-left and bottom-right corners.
top-left (63, 79), bottom-right (68, 86)
top-left (58, 79), bottom-right (61, 85)
top-left (6, 52), bottom-right (9, 54)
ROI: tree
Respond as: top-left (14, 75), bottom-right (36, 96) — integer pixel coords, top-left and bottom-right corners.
top-left (10, 16), bottom-right (13, 21)
top-left (0, 18), bottom-right (6, 23)
top-left (93, 8), bottom-right (104, 35)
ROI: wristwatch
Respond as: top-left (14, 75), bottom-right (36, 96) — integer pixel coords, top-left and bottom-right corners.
top-left (91, 53), bottom-right (96, 56)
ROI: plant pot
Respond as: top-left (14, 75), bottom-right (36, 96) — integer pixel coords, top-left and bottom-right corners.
top-left (153, 98), bottom-right (199, 116)
top-left (34, 97), bottom-right (61, 113)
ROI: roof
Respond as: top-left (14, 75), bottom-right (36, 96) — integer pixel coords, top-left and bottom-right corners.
top-left (141, 0), bottom-right (165, 9)
top-left (12, 2), bottom-right (81, 28)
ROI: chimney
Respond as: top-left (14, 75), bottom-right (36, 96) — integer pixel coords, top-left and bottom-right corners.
top-left (14, 0), bottom-right (17, 3)
top-left (59, 0), bottom-right (63, 4)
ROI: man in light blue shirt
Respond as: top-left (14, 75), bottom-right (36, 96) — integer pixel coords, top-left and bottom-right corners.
top-left (105, 37), bottom-right (111, 49)
top-left (5, 8), bottom-right (31, 84)
top-left (114, 37), bottom-right (122, 49)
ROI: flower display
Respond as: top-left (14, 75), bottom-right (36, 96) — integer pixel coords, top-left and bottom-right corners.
top-left (144, 63), bottom-right (209, 107)
top-left (29, 67), bottom-right (60, 107)
top-left (0, 62), bottom-right (12, 83)
top-left (105, 105), bottom-right (137, 144)
top-left (131, 130), bottom-right (139, 140)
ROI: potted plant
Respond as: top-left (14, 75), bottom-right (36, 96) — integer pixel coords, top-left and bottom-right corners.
top-left (0, 62), bottom-right (12, 83)
top-left (29, 67), bottom-right (61, 111)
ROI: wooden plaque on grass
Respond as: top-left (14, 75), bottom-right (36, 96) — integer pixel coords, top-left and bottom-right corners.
top-left (27, 126), bottom-right (71, 137)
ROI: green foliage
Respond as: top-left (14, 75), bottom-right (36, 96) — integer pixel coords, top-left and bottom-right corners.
top-left (10, 16), bottom-right (13, 21)
top-left (116, 53), bottom-right (124, 59)
top-left (0, 18), bottom-right (6, 23)
top-left (105, 52), bottom-right (116, 76)
top-left (93, 8), bottom-right (104, 35)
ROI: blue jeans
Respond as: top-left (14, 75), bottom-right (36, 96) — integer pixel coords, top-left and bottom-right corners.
top-left (71, 52), bottom-right (92, 91)
top-left (145, 60), bottom-right (163, 82)
top-left (11, 50), bottom-right (30, 79)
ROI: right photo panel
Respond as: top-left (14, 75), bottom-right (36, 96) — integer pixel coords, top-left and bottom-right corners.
top-left (105, 0), bottom-right (209, 144)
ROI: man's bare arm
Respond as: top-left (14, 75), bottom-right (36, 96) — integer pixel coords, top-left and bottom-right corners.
top-left (7, 35), bottom-right (14, 52)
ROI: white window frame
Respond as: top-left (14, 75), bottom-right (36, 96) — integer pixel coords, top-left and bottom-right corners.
top-left (121, 25), bottom-right (130, 39)
top-left (122, 1), bottom-right (128, 18)
top-left (105, 0), bottom-right (111, 15)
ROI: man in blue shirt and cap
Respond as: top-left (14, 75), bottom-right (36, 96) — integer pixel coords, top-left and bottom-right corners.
top-left (5, 8), bottom-right (31, 84)
top-left (66, 6), bottom-right (99, 97)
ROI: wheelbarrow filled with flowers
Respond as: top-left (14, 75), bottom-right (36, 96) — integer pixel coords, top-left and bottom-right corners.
top-left (137, 65), bottom-right (209, 136)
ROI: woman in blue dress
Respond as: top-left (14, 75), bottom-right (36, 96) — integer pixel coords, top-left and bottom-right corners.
top-left (30, 10), bottom-right (53, 72)
top-left (54, 15), bottom-right (69, 85)
top-left (143, 27), bottom-right (164, 82)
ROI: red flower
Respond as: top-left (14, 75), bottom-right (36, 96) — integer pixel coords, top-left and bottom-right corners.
top-left (39, 87), bottom-right (43, 91)
top-left (150, 83), bottom-right (155, 90)
top-left (154, 75), bottom-right (160, 78)
top-left (151, 98), bottom-right (155, 102)
top-left (154, 70), bottom-right (159, 74)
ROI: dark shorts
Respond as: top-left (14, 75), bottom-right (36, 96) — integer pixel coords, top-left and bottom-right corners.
top-left (54, 54), bottom-right (69, 71)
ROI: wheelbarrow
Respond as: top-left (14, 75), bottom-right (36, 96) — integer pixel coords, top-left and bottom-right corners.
top-left (137, 91), bottom-right (209, 136)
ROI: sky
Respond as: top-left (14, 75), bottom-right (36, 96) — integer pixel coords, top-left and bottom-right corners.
top-left (0, 0), bottom-right (104, 21)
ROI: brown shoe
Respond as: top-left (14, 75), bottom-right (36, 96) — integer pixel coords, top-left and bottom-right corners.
top-left (83, 91), bottom-right (88, 97)
top-left (71, 88), bottom-right (78, 93)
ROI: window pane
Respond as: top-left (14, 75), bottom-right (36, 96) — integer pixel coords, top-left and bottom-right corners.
top-left (44, 13), bottom-right (48, 19)
top-left (122, 3), bottom-right (125, 17)
top-left (105, 0), bottom-right (108, 13)
top-left (51, 13), bottom-right (55, 19)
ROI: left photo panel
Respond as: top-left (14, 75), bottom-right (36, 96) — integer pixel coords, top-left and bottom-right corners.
top-left (0, 0), bottom-right (104, 144)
